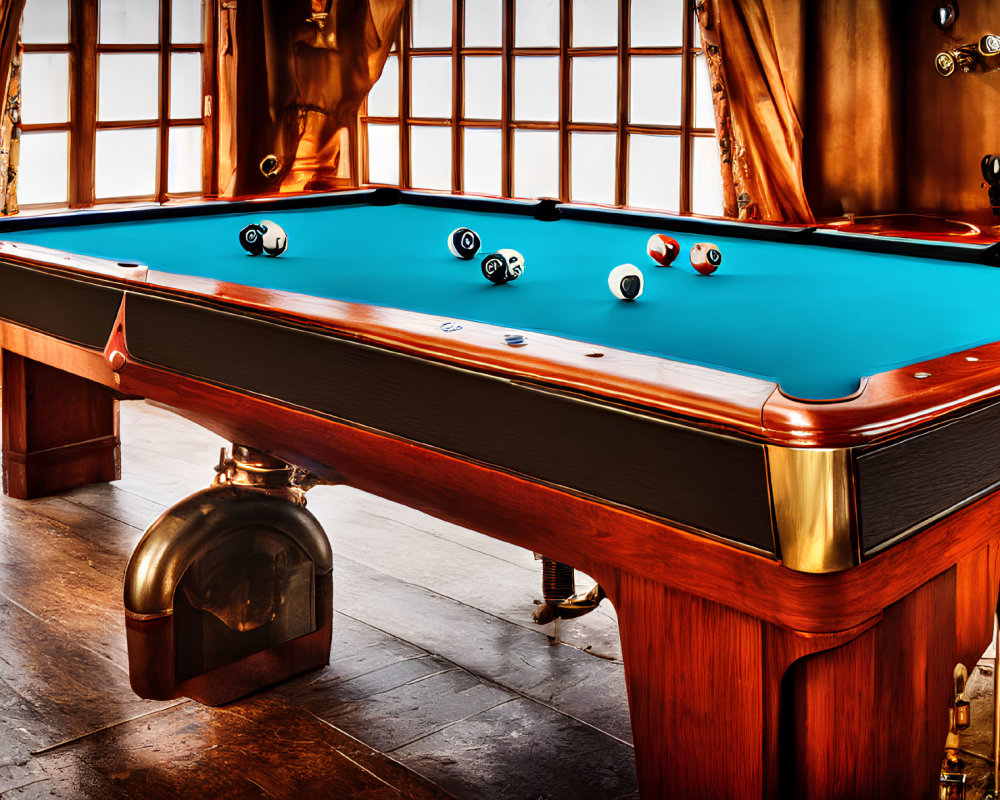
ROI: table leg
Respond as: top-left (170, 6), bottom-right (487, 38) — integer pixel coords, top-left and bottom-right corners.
top-left (1, 350), bottom-right (120, 499)
top-left (607, 566), bottom-right (971, 800)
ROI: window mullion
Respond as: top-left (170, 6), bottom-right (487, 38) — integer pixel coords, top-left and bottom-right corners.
top-left (615, 0), bottom-right (629, 206)
top-left (452, 0), bottom-right (462, 193)
top-left (500, 0), bottom-right (512, 197)
top-left (558, 0), bottom-right (568, 201)
top-left (679, 0), bottom-right (694, 213)
top-left (203, 0), bottom-right (217, 196)
top-left (399, 10), bottom-right (411, 188)
top-left (70, 0), bottom-right (96, 208)
top-left (156, 0), bottom-right (170, 202)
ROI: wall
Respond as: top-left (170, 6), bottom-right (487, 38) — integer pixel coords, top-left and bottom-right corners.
top-left (801, 0), bottom-right (903, 217)
top-left (776, 0), bottom-right (1000, 220)
top-left (903, 0), bottom-right (1000, 218)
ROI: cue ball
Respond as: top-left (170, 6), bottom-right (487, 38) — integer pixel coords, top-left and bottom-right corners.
top-left (690, 242), bottom-right (721, 275)
top-left (481, 249), bottom-right (524, 284)
top-left (448, 227), bottom-right (482, 259)
top-left (239, 223), bottom-right (265, 256)
top-left (608, 264), bottom-right (644, 301)
top-left (260, 220), bottom-right (288, 257)
top-left (647, 234), bottom-right (680, 267)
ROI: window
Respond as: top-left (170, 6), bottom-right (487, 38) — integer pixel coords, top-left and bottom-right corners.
top-left (19, 0), bottom-right (214, 208)
top-left (360, 0), bottom-right (724, 215)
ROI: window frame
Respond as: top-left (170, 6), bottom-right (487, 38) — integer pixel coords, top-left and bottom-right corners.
top-left (19, 0), bottom-right (217, 209)
top-left (359, 0), bottom-right (718, 212)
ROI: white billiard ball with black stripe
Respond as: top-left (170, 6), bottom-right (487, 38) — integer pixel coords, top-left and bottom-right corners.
top-left (260, 220), bottom-right (288, 256)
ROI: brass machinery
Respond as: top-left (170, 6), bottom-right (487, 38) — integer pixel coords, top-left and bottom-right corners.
top-left (935, 34), bottom-right (1000, 77)
top-left (122, 445), bottom-right (332, 705)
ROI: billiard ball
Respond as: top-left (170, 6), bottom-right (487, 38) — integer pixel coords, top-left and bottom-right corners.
top-left (448, 227), bottom-right (482, 259)
top-left (481, 249), bottom-right (524, 284)
top-left (647, 234), bottom-right (680, 266)
top-left (260, 220), bottom-right (288, 256)
top-left (239, 223), bottom-right (265, 255)
top-left (608, 264), bottom-right (643, 301)
top-left (690, 242), bottom-right (721, 275)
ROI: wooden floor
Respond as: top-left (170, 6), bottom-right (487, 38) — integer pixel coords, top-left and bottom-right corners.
top-left (0, 401), bottom-right (637, 799)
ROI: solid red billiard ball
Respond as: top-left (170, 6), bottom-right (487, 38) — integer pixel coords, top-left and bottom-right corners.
top-left (690, 242), bottom-right (722, 275)
top-left (647, 234), bottom-right (680, 266)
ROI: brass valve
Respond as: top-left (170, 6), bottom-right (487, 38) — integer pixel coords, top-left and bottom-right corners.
top-left (936, 35), bottom-right (1000, 76)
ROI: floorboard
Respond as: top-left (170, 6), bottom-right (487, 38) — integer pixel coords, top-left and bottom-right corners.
top-left (0, 400), bottom-right (637, 799)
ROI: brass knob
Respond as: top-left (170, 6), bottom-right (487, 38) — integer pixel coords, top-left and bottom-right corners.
top-left (980, 33), bottom-right (1000, 56)
top-left (935, 50), bottom-right (957, 76)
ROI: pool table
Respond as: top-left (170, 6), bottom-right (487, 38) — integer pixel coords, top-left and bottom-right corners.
top-left (2, 188), bottom-right (1000, 799)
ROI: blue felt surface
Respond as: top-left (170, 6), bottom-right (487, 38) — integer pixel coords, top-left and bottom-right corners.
top-left (12, 203), bottom-right (1000, 400)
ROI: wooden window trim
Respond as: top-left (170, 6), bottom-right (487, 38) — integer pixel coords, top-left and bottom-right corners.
top-left (360, 0), bottom-right (713, 214)
top-left (20, 0), bottom-right (215, 209)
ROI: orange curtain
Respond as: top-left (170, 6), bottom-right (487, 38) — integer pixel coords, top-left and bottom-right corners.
top-left (0, 0), bottom-right (24, 214)
top-left (697, 0), bottom-right (813, 223)
top-left (218, 0), bottom-right (405, 198)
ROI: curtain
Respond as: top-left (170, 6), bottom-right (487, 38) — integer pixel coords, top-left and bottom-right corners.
top-left (218, 0), bottom-right (405, 198)
top-left (0, 0), bottom-right (24, 215)
top-left (696, 0), bottom-right (813, 223)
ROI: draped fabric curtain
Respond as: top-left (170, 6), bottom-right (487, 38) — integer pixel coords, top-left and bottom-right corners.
top-left (218, 0), bottom-right (405, 198)
top-left (0, 0), bottom-right (24, 215)
top-left (696, 0), bottom-right (813, 223)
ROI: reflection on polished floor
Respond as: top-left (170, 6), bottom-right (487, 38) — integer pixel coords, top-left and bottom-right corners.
top-left (0, 401), bottom-right (636, 799)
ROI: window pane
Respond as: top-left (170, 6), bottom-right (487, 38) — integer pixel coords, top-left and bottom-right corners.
top-left (515, 0), bottom-right (559, 47)
top-left (20, 53), bottom-right (69, 124)
top-left (465, 0), bottom-right (501, 47)
top-left (170, 53), bottom-right (202, 119)
top-left (571, 57), bottom-right (617, 124)
top-left (18, 131), bottom-right (67, 204)
top-left (411, 57), bottom-right (452, 118)
top-left (412, 0), bottom-right (452, 47)
top-left (367, 124), bottom-right (399, 185)
top-left (99, 54), bottom-right (159, 121)
top-left (410, 126), bottom-right (452, 191)
top-left (464, 128), bottom-right (501, 195)
top-left (171, 0), bottom-right (202, 43)
top-left (514, 57), bottom-right (559, 122)
top-left (99, 0), bottom-right (159, 44)
top-left (168, 126), bottom-right (202, 193)
top-left (628, 134), bottom-right (680, 211)
top-left (21, 0), bottom-right (69, 44)
top-left (95, 128), bottom-right (158, 198)
top-left (514, 130), bottom-right (558, 199)
top-left (571, 133), bottom-right (616, 205)
top-left (694, 55), bottom-right (715, 129)
top-left (630, 56), bottom-right (681, 126)
top-left (692, 136), bottom-right (724, 216)
top-left (630, 0), bottom-right (684, 47)
top-left (368, 56), bottom-right (398, 116)
top-left (572, 0), bottom-right (617, 47)
top-left (464, 57), bottom-right (501, 120)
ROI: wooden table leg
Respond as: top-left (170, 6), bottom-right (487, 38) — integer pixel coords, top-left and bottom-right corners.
top-left (606, 566), bottom-right (975, 800)
top-left (609, 570), bottom-right (768, 797)
top-left (2, 350), bottom-right (120, 499)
